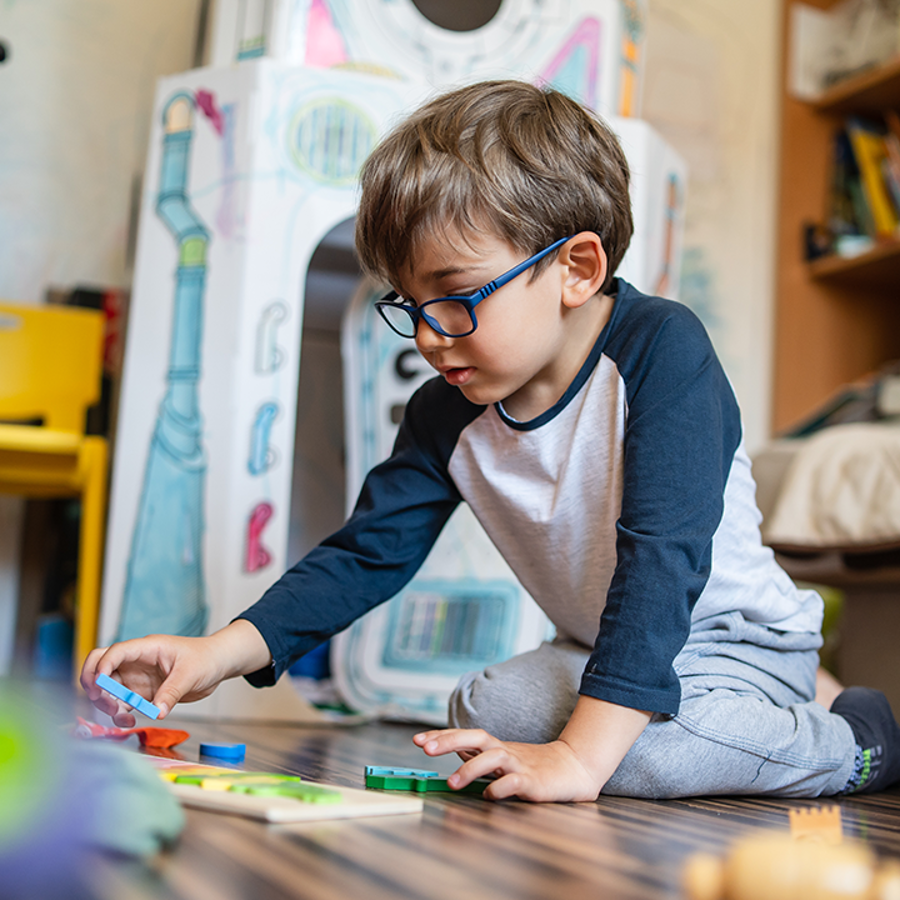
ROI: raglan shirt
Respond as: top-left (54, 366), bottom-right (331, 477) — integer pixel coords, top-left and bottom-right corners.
top-left (238, 280), bottom-right (823, 715)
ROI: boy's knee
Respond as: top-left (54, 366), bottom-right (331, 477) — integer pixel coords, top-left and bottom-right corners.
top-left (448, 657), bottom-right (578, 743)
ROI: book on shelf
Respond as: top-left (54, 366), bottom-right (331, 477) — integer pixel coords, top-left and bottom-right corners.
top-left (828, 129), bottom-right (873, 242)
top-left (815, 112), bottom-right (900, 261)
top-left (845, 117), bottom-right (900, 237)
top-left (882, 110), bottom-right (900, 210)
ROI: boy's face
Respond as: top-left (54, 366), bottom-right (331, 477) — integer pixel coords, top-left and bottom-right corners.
top-left (397, 230), bottom-right (609, 421)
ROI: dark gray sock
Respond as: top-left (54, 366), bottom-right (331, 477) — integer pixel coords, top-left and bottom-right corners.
top-left (831, 687), bottom-right (900, 794)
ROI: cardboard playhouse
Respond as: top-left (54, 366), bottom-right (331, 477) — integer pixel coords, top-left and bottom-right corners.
top-left (99, 0), bottom-right (684, 723)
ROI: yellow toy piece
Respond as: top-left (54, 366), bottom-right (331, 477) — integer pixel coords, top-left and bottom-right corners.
top-left (683, 833), bottom-right (900, 900)
top-left (0, 301), bottom-right (108, 678)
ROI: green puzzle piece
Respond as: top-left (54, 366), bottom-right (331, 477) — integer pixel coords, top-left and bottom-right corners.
top-left (240, 783), bottom-right (343, 804)
top-left (365, 774), bottom-right (489, 794)
top-left (175, 772), bottom-right (301, 787)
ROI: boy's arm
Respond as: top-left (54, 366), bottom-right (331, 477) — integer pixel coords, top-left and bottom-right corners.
top-left (414, 695), bottom-right (651, 802)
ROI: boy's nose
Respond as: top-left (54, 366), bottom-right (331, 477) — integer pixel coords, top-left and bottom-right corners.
top-left (415, 317), bottom-right (453, 354)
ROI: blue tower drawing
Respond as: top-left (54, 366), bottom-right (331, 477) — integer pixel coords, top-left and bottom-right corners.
top-left (117, 92), bottom-right (211, 640)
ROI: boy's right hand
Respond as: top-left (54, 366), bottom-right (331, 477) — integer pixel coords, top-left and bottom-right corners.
top-left (80, 620), bottom-right (272, 727)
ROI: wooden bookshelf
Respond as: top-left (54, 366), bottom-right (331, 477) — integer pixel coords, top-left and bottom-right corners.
top-left (814, 54), bottom-right (900, 115)
top-left (774, 0), bottom-right (900, 432)
top-left (808, 239), bottom-right (900, 287)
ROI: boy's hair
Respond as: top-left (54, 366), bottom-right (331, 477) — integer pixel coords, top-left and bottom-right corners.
top-left (355, 80), bottom-right (633, 293)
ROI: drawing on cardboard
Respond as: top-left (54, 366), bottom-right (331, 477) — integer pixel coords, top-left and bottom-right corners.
top-left (654, 172), bottom-right (682, 297)
top-left (619, 0), bottom-right (645, 117)
top-left (255, 301), bottom-right (288, 374)
top-left (538, 18), bottom-right (602, 111)
top-left (288, 97), bottom-right (377, 185)
top-left (117, 92), bottom-right (213, 641)
top-left (306, 0), bottom-right (349, 67)
top-left (248, 401), bottom-right (280, 475)
top-left (237, 0), bottom-right (271, 60)
top-left (245, 501), bottom-right (274, 572)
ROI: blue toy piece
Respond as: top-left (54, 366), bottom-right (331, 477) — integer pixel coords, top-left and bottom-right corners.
top-left (364, 766), bottom-right (440, 778)
top-left (199, 742), bottom-right (247, 762)
top-left (95, 672), bottom-right (160, 719)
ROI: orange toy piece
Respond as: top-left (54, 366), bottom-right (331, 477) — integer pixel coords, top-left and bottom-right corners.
top-left (789, 805), bottom-right (843, 845)
top-left (682, 833), bottom-right (900, 900)
top-left (73, 716), bottom-right (190, 749)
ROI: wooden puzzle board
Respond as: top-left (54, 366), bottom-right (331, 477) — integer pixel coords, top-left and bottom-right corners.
top-left (150, 759), bottom-right (424, 822)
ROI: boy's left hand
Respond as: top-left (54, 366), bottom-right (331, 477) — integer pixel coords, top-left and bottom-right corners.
top-left (412, 728), bottom-right (605, 802)
top-left (413, 696), bottom-right (653, 803)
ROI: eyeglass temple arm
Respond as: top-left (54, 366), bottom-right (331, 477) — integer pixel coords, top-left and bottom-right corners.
top-left (474, 236), bottom-right (572, 300)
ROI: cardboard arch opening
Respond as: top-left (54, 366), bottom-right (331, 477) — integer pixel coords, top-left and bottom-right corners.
top-left (288, 216), bottom-right (360, 573)
top-left (410, 0), bottom-right (504, 33)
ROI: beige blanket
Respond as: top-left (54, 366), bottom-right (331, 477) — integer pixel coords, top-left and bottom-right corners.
top-left (761, 423), bottom-right (900, 550)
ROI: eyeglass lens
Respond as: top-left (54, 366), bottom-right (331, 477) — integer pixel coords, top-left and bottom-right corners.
top-left (380, 299), bottom-right (474, 337)
top-left (423, 300), bottom-right (474, 336)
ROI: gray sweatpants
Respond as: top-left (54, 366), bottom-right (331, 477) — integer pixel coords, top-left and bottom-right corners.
top-left (448, 612), bottom-right (856, 798)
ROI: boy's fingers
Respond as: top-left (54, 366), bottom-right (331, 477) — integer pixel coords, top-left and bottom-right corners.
top-left (92, 693), bottom-right (121, 718)
top-left (96, 637), bottom-right (164, 673)
top-left (112, 709), bottom-right (137, 728)
top-left (482, 772), bottom-right (526, 801)
top-left (452, 746), bottom-right (510, 787)
top-left (420, 728), bottom-right (498, 757)
top-left (152, 670), bottom-right (194, 719)
top-left (80, 647), bottom-right (104, 696)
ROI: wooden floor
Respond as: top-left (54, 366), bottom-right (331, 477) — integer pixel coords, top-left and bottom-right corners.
top-left (79, 716), bottom-right (900, 900)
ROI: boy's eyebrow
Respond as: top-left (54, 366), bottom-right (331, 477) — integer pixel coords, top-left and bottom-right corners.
top-left (417, 262), bottom-right (493, 286)
top-left (395, 261), bottom-right (493, 298)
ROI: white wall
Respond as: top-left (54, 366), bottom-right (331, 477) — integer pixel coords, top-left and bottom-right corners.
top-left (0, 0), bottom-right (202, 672)
top-left (0, 0), bottom-right (203, 301)
top-left (643, 0), bottom-right (781, 454)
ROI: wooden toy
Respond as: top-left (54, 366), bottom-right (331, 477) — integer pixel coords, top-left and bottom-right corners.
top-left (150, 759), bottom-right (423, 822)
top-left (789, 805), bottom-right (843, 845)
top-left (682, 833), bottom-right (900, 900)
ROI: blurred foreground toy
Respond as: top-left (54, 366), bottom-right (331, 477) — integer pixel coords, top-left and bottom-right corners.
top-left (789, 805), bottom-right (843, 845)
top-left (682, 833), bottom-right (900, 900)
top-left (1, 683), bottom-right (184, 896)
top-left (73, 716), bottom-right (189, 749)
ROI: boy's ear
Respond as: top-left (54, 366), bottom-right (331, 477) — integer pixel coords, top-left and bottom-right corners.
top-left (559, 232), bottom-right (607, 309)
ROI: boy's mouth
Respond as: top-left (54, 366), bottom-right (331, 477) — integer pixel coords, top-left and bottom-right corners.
top-left (441, 366), bottom-right (475, 386)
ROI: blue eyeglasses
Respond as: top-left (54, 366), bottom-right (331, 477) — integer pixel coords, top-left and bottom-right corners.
top-left (375, 236), bottom-right (572, 339)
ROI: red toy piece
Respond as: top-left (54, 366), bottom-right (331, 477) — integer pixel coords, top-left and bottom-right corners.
top-left (73, 716), bottom-right (190, 749)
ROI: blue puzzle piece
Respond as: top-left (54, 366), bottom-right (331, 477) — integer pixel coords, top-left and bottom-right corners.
top-left (95, 672), bottom-right (160, 719)
top-left (200, 742), bottom-right (246, 761)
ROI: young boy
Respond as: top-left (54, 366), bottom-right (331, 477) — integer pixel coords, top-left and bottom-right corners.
top-left (84, 80), bottom-right (900, 803)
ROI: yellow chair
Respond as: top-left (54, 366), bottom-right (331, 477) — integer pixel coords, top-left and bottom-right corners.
top-left (0, 301), bottom-right (108, 678)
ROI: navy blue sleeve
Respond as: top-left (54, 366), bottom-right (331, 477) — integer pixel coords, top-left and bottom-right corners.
top-left (237, 379), bottom-right (484, 685)
top-left (580, 290), bottom-right (742, 714)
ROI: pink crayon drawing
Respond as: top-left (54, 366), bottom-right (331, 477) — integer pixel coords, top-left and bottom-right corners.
top-left (195, 89), bottom-right (225, 136)
top-left (537, 18), bottom-right (601, 111)
top-left (305, 0), bottom-right (348, 68)
top-left (245, 502), bottom-right (274, 573)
